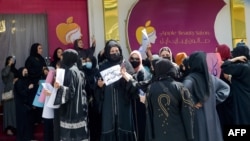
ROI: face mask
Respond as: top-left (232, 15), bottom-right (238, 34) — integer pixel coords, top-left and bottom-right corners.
top-left (130, 61), bottom-right (140, 68)
top-left (110, 53), bottom-right (121, 62)
top-left (86, 62), bottom-right (92, 69)
top-left (82, 62), bottom-right (86, 67)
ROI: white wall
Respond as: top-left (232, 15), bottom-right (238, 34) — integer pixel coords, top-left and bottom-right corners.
top-left (214, 0), bottom-right (233, 49)
top-left (117, 0), bottom-right (138, 59)
top-left (87, 0), bottom-right (105, 58)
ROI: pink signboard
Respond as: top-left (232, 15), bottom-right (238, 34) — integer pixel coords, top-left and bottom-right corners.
top-left (0, 0), bottom-right (89, 58)
top-left (127, 0), bottom-right (225, 56)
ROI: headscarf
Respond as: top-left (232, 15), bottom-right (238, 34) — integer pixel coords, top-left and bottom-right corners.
top-left (73, 39), bottom-right (82, 50)
top-left (104, 39), bottom-right (123, 64)
top-left (29, 43), bottom-right (46, 65)
top-left (175, 52), bottom-right (188, 66)
top-left (187, 51), bottom-right (210, 103)
top-left (180, 57), bottom-right (190, 78)
top-left (30, 43), bottom-right (41, 57)
top-left (216, 44), bottom-right (231, 61)
top-left (52, 47), bottom-right (63, 63)
top-left (232, 45), bottom-right (250, 60)
top-left (17, 67), bottom-right (27, 79)
top-left (62, 49), bottom-right (78, 68)
top-left (159, 46), bottom-right (173, 62)
top-left (154, 58), bottom-right (176, 80)
top-left (82, 56), bottom-right (97, 71)
top-left (129, 50), bottom-right (143, 72)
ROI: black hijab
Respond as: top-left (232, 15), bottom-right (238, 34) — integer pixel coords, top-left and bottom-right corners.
top-left (232, 45), bottom-right (250, 60)
top-left (104, 40), bottom-right (123, 63)
top-left (29, 43), bottom-right (46, 65)
top-left (99, 39), bottom-right (123, 71)
top-left (187, 51), bottom-right (210, 103)
top-left (17, 67), bottom-right (27, 79)
top-left (73, 39), bottom-right (82, 50)
top-left (30, 43), bottom-right (42, 57)
top-left (154, 58), bottom-right (176, 80)
top-left (82, 56), bottom-right (97, 73)
top-left (52, 47), bottom-right (63, 62)
top-left (61, 49), bottom-right (78, 68)
top-left (180, 57), bottom-right (190, 78)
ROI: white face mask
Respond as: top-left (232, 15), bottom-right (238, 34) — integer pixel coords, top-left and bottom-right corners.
top-left (82, 62), bottom-right (86, 66)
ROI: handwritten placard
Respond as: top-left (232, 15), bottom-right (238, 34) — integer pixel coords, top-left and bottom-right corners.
top-left (100, 65), bottom-right (122, 86)
top-left (206, 53), bottom-right (222, 78)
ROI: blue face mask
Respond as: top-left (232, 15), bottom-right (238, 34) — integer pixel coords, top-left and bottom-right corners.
top-left (86, 62), bottom-right (92, 69)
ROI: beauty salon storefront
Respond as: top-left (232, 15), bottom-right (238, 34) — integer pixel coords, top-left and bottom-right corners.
top-left (0, 0), bottom-right (249, 90)
top-left (90, 0), bottom-right (250, 57)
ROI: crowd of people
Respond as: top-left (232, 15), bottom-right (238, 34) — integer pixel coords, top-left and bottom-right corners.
top-left (1, 37), bottom-right (250, 141)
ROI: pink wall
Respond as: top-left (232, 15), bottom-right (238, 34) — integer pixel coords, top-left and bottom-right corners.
top-left (0, 0), bottom-right (89, 58)
top-left (127, 0), bottom-right (225, 56)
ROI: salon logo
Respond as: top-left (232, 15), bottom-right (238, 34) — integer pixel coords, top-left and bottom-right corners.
top-left (56, 17), bottom-right (82, 45)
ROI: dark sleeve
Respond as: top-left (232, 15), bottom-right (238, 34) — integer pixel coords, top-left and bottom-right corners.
top-left (180, 86), bottom-right (195, 141)
top-left (25, 57), bottom-right (44, 81)
top-left (76, 56), bottom-right (83, 70)
top-left (125, 78), bottom-right (140, 98)
top-left (54, 81), bottom-right (78, 105)
top-left (14, 81), bottom-right (30, 98)
top-left (145, 84), bottom-right (155, 140)
top-left (88, 44), bottom-right (96, 57)
top-left (97, 53), bottom-right (106, 65)
top-left (54, 71), bottom-right (76, 105)
top-left (125, 78), bottom-right (151, 98)
top-left (137, 70), bottom-right (144, 82)
top-left (1, 66), bottom-right (11, 77)
top-left (211, 75), bottom-right (230, 104)
top-left (1, 67), bottom-right (11, 85)
top-left (183, 78), bottom-right (197, 103)
top-left (221, 60), bottom-right (242, 77)
top-left (93, 83), bottom-right (104, 113)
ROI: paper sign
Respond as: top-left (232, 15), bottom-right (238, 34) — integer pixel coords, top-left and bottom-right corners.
top-left (46, 68), bottom-right (65, 109)
top-left (139, 28), bottom-right (149, 59)
top-left (39, 70), bottom-right (56, 103)
top-left (42, 83), bottom-right (54, 92)
top-left (206, 53), bottom-right (222, 78)
top-left (100, 65), bottom-right (122, 86)
top-left (56, 68), bottom-right (65, 85)
top-left (42, 94), bottom-right (54, 119)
